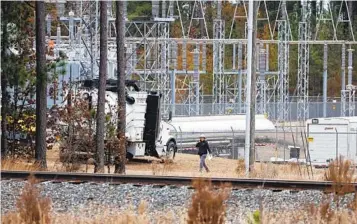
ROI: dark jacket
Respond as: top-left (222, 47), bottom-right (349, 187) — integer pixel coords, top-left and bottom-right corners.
top-left (196, 140), bottom-right (211, 156)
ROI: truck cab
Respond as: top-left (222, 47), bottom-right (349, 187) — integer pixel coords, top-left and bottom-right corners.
top-left (74, 79), bottom-right (177, 160)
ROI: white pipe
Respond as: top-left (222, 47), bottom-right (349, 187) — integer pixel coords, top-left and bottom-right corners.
top-left (245, 0), bottom-right (254, 176)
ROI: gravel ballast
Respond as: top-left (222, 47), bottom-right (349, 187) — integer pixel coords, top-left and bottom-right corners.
top-left (1, 180), bottom-right (355, 223)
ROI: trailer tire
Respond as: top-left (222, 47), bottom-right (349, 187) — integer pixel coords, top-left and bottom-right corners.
top-left (166, 141), bottom-right (176, 160)
top-left (126, 152), bottom-right (134, 160)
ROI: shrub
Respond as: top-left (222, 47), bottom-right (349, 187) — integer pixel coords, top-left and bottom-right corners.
top-left (2, 175), bottom-right (52, 224)
top-left (307, 200), bottom-right (335, 223)
top-left (324, 156), bottom-right (355, 195)
top-left (1, 158), bottom-right (40, 171)
top-left (235, 159), bottom-right (245, 175)
top-left (247, 210), bottom-right (261, 224)
top-left (187, 178), bottom-right (231, 224)
top-left (151, 159), bottom-right (175, 175)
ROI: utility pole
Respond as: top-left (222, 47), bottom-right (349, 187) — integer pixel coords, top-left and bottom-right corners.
top-left (245, 0), bottom-right (257, 175)
top-left (249, 0), bottom-right (258, 170)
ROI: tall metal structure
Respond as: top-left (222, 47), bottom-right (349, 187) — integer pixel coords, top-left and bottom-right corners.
top-left (212, 0), bottom-right (226, 114)
top-left (323, 44), bottom-right (328, 117)
top-left (297, 0), bottom-right (310, 122)
top-left (49, 0), bottom-right (357, 120)
top-left (341, 43), bottom-right (346, 116)
top-left (256, 43), bottom-right (267, 115)
top-left (277, 18), bottom-right (289, 122)
top-left (342, 47), bottom-right (356, 116)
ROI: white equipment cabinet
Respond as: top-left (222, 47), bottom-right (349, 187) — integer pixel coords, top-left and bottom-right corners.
top-left (306, 117), bottom-right (357, 166)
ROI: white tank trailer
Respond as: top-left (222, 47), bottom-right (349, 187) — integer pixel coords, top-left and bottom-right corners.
top-left (306, 117), bottom-right (357, 167)
top-left (168, 115), bottom-right (276, 157)
top-left (64, 80), bottom-right (276, 160)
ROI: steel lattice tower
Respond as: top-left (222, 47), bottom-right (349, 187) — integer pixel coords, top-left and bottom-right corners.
top-left (48, 0), bottom-right (357, 119)
top-left (212, 0), bottom-right (226, 114)
top-left (297, 0), bottom-right (310, 122)
top-left (277, 19), bottom-right (289, 122)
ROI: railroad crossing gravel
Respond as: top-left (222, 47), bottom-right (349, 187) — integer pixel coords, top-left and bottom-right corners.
top-left (1, 180), bottom-right (355, 223)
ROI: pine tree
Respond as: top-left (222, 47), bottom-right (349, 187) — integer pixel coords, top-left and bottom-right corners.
top-left (115, 0), bottom-right (126, 174)
top-left (95, 1), bottom-right (108, 173)
top-left (35, 1), bottom-right (47, 168)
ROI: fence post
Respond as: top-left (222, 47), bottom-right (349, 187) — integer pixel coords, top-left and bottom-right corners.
top-left (179, 127), bottom-right (183, 151)
top-left (231, 126), bottom-right (235, 159)
top-left (335, 128), bottom-right (338, 161)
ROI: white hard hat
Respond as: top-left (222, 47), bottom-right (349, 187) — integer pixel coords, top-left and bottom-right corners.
top-left (200, 134), bottom-right (205, 138)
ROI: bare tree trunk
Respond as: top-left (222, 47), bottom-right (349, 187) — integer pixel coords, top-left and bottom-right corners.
top-left (35, 1), bottom-right (47, 169)
top-left (249, 0), bottom-right (258, 170)
top-left (115, 0), bottom-right (126, 174)
top-left (1, 76), bottom-right (8, 158)
top-left (95, 1), bottom-right (107, 173)
top-left (1, 3), bottom-right (9, 157)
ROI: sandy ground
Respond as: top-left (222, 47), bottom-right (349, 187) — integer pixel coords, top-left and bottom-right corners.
top-left (0, 145), bottom-right (325, 180)
top-left (46, 147), bottom-right (239, 177)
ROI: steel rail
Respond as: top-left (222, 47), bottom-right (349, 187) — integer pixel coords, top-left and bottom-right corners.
top-left (2, 171), bottom-right (356, 191)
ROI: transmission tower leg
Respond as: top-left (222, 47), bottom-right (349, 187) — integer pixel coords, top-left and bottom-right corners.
top-left (341, 44), bottom-right (346, 116)
top-left (323, 44), bottom-right (328, 117)
top-left (171, 70), bottom-right (176, 116)
top-left (347, 47), bottom-right (354, 116)
top-left (238, 42), bottom-right (243, 113)
top-left (348, 47), bottom-right (353, 86)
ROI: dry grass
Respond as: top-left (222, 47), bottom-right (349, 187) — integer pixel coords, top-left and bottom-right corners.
top-left (52, 201), bottom-right (152, 224)
top-left (2, 151), bottom-right (329, 180)
top-left (235, 159), bottom-right (245, 174)
top-left (256, 209), bottom-right (357, 224)
top-left (187, 178), bottom-right (231, 224)
top-left (150, 158), bottom-right (175, 175)
top-left (247, 195), bottom-right (357, 224)
top-left (1, 158), bottom-right (41, 171)
top-left (63, 162), bottom-right (82, 172)
top-left (324, 156), bottom-right (355, 195)
top-left (249, 157), bottom-right (357, 224)
top-left (1, 175), bottom-right (179, 224)
top-left (2, 175), bottom-right (51, 224)
top-left (236, 161), bottom-right (312, 179)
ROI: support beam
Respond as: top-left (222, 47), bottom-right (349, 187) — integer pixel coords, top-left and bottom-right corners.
top-left (341, 44), bottom-right (346, 116)
top-left (323, 43), bottom-right (328, 117)
top-left (238, 42), bottom-right (243, 113)
top-left (348, 47), bottom-right (354, 86)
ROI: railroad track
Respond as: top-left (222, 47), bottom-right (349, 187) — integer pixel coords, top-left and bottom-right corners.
top-left (1, 170), bottom-right (356, 191)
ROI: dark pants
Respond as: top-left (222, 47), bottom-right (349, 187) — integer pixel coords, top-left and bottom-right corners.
top-left (199, 154), bottom-right (209, 172)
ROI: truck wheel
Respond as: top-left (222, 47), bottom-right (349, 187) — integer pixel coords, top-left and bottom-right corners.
top-left (166, 141), bottom-right (176, 160)
top-left (126, 152), bottom-right (134, 160)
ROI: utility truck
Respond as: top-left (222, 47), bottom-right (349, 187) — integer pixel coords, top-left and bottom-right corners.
top-left (70, 79), bottom-right (178, 160)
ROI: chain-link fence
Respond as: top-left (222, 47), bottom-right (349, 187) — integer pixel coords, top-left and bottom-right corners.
top-left (169, 101), bottom-right (357, 120)
top-left (171, 127), bottom-right (357, 165)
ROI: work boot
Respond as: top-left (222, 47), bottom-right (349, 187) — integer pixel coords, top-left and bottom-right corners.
top-left (206, 168), bottom-right (210, 173)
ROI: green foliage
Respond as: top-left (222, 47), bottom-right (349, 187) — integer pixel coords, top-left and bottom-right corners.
top-left (48, 55), bottom-right (67, 104)
top-left (127, 2), bottom-right (152, 20)
top-left (247, 210), bottom-right (261, 224)
top-left (90, 109), bottom-right (96, 119)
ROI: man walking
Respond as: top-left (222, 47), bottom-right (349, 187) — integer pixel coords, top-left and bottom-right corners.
top-left (196, 134), bottom-right (211, 172)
